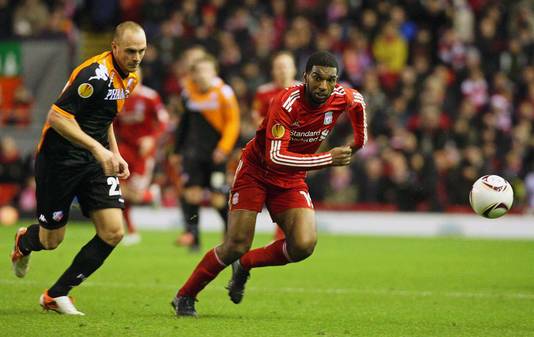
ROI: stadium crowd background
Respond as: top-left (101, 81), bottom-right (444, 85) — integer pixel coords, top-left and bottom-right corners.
top-left (1, 0), bottom-right (534, 219)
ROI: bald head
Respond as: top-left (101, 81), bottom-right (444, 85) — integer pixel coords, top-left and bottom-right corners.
top-left (111, 21), bottom-right (147, 74)
top-left (113, 21), bottom-right (144, 43)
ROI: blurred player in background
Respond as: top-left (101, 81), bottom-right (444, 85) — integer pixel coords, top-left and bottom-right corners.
top-left (252, 51), bottom-right (299, 241)
top-left (174, 54), bottom-right (240, 251)
top-left (115, 69), bottom-right (169, 246)
top-left (10, 22), bottom-right (146, 315)
top-left (171, 51), bottom-right (367, 316)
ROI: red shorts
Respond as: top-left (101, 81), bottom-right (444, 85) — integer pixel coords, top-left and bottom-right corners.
top-left (229, 160), bottom-right (314, 215)
top-left (119, 144), bottom-right (155, 190)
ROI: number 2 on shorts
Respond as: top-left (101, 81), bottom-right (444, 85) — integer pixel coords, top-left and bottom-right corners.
top-left (107, 177), bottom-right (122, 196)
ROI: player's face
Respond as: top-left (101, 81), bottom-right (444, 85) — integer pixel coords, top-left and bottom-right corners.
top-left (191, 61), bottom-right (217, 91)
top-left (112, 29), bottom-right (147, 74)
top-left (304, 66), bottom-right (338, 105)
top-left (272, 54), bottom-right (296, 84)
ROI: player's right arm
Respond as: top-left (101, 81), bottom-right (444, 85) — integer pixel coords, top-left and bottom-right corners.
top-left (48, 62), bottom-right (120, 176)
top-left (264, 92), bottom-right (351, 170)
top-left (47, 109), bottom-right (119, 176)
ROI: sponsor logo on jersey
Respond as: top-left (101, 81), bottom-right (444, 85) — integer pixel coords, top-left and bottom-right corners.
top-left (89, 63), bottom-right (109, 82)
top-left (291, 120), bottom-right (300, 127)
top-left (77, 83), bottom-right (94, 98)
top-left (52, 211), bottom-right (64, 222)
top-left (271, 124), bottom-right (286, 139)
top-left (324, 111), bottom-right (333, 125)
top-left (290, 129), bottom-right (330, 143)
top-left (319, 129), bottom-right (330, 140)
top-left (105, 88), bottom-right (127, 100)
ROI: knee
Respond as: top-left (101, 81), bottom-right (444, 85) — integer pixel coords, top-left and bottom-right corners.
top-left (288, 237), bottom-right (317, 262)
top-left (99, 227), bottom-right (125, 246)
top-left (184, 188), bottom-right (203, 204)
top-left (210, 193), bottom-right (226, 209)
top-left (221, 237), bottom-right (252, 261)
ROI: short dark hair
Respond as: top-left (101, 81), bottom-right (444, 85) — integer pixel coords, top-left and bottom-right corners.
top-left (305, 51), bottom-right (338, 74)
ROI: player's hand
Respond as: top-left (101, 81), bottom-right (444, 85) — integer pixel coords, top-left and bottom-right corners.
top-left (116, 154), bottom-right (130, 179)
top-left (138, 136), bottom-right (155, 158)
top-left (92, 145), bottom-right (120, 176)
top-left (212, 148), bottom-right (227, 165)
top-left (329, 146), bottom-right (352, 166)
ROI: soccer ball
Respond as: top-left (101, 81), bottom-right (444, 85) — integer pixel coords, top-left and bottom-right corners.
top-left (469, 175), bottom-right (513, 219)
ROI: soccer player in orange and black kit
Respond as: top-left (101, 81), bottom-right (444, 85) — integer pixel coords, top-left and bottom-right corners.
top-left (174, 54), bottom-right (240, 251)
top-left (252, 50), bottom-right (299, 241)
top-left (115, 70), bottom-right (169, 245)
top-left (10, 21), bottom-right (146, 315)
top-left (171, 51), bottom-right (367, 316)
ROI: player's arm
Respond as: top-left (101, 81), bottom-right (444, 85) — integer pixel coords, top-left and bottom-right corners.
top-left (108, 124), bottom-right (129, 179)
top-left (264, 98), bottom-right (351, 170)
top-left (47, 108), bottom-right (120, 176)
top-left (345, 89), bottom-right (368, 155)
top-left (213, 85), bottom-right (240, 164)
top-left (51, 64), bottom-right (123, 176)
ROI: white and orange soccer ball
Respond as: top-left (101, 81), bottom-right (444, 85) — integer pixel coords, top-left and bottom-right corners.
top-left (469, 175), bottom-right (514, 219)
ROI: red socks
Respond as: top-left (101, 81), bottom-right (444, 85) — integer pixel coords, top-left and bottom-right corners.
top-left (178, 248), bottom-right (226, 298)
top-left (240, 239), bottom-right (291, 270)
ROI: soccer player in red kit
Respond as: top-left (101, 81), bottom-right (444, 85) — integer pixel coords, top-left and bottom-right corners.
top-left (115, 71), bottom-right (169, 245)
top-left (252, 51), bottom-right (299, 241)
top-left (171, 51), bottom-right (367, 316)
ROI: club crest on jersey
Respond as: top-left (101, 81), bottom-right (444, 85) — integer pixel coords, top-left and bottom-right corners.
top-left (271, 124), bottom-right (286, 139)
top-left (52, 211), bottom-right (64, 222)
top-left (324, 111), bottom-right (333, 125)
top-left (77, 83), bottom-right (93, 98)
top-left (105, 88), bottom-right (127, 100)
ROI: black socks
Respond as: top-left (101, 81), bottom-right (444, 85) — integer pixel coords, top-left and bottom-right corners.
top-left (48, 235), bottom-right (115, 297)
top-left (18, 224), bottom-right (44, 255)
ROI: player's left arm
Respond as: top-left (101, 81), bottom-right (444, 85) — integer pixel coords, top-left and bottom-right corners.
top-left (345, 89), bottom-right (368, 155)
top-left (214, 85), bottom-right (240, 163)
top-left (108, 124), bottom-right (130, 179)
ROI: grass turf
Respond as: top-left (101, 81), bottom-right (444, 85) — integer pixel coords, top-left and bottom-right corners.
top-left (0, 222), bottom-right (533, 337)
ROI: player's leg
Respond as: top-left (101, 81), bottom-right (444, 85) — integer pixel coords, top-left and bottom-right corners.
top-left (227, 187), bottom-right (315, 304)
top-left (11, 152), bottom-right (74, 278)
top-left (43, 208), bottom-right (123, 316)
top-left (172, 164), bottom-right (265, 316)
top-left (179, 185), bottom-right (203, 249)
top-left (211, 191), bottom-right (228, 232)
top-left (210, 164), bottom-right (229, 233)
top-left (41, 165), bottom-right (125, 315)
top-left (172, 209), bottom-right (257, 316)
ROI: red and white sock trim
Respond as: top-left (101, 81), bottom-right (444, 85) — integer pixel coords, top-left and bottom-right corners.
top-left (213, 247), bottom-right (227, 267)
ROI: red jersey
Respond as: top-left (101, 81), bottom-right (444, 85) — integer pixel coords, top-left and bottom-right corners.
top-left (242, 83), bottom-right (367, 188)
top-left (115, 84), bottom-right (169, 147)
top-left (252, 81), bottom-right (300, 119)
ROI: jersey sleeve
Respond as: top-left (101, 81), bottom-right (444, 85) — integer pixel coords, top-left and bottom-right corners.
top-left (52, 63), bottom-right (102, 119)
top-left (346, 88), bottom-right (368, 151)
top-left (264, 94), bottom-right (333, 170)
top-left (217, 84), bottom-right (240, 154)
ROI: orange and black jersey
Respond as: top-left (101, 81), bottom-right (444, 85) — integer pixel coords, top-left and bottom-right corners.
top-left (38, 51), bottom-right (138, 161)
top-left (175, 77), bottom-right (240, 160)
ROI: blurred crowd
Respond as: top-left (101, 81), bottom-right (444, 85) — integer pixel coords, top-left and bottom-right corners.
top-left (1, 0), bottom-right (534, 214)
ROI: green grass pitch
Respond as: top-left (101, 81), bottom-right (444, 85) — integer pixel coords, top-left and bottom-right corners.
top-left (1, 221), bottom-right (533, 337)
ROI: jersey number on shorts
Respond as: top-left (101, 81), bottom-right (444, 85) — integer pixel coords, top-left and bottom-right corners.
top-left (107, 177), bottom-right (122, 196)
top-left (299, 191), bottom-right (313, 208)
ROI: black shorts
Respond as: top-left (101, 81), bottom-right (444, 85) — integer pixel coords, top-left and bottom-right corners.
top-left (182, 157), bottom-right (228, 193)
top-left (35, 151), bottom-right (125, 229)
